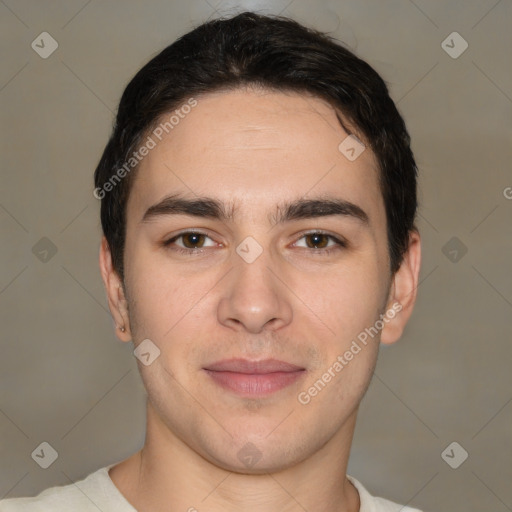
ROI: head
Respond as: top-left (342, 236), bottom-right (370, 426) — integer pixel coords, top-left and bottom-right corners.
top-left (95, 12), bottom-right (421, 473)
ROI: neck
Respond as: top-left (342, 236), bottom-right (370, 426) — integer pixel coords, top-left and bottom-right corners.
top-left (109, 402), bottom-right (360, 512)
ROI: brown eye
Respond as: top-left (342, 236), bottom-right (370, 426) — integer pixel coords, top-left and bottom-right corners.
top-left (163, 231), bottom-right (216, 253)
top-left (294, 232), bottom-right (347, 255)
top-left (181, 233), bottom-right (206, 249)
top-left (304, 233), bottom-right (330, 249)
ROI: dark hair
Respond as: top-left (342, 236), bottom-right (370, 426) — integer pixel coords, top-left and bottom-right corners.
top-left (94, 11), bottom-right (418, 281)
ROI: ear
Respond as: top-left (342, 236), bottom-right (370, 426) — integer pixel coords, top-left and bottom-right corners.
top-left (380, 229), bottom-right (421, 345)
top-left (99, 236), bottom-right (132, 342)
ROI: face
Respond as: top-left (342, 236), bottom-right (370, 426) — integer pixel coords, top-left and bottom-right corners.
top-left (103, 87), bottom-right (415, 474)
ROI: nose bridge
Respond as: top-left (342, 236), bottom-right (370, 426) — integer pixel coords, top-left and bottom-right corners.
top-left (233, 239), bottom-right (275, 293)
top-left (217, 237), bottom-right (292, 333)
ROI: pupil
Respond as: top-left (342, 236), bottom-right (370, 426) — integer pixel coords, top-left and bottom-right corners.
top-left (185, 233), bottom-right (203, 248)
top-left (309, 234), bottom-right (326, 248)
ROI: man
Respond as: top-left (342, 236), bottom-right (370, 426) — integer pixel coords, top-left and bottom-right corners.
top-left (1, 11), bottom-right (422, 512)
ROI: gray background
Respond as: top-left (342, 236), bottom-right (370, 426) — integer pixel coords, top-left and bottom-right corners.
top-left (1, 1), bottom-right (511, 511)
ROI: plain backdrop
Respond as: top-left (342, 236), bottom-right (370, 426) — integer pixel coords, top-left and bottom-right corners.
top-left (0, 1), bottom-right (511, 511)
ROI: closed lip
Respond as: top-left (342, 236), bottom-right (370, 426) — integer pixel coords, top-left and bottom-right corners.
top-left (203, 358), bottom-right (305, 374)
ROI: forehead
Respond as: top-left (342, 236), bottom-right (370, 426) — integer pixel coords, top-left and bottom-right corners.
top-left (127, 87), bottom-right (384, 226)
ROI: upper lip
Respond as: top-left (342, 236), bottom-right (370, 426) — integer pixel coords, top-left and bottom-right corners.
top-left (204, 358), bottom-right (305, 374)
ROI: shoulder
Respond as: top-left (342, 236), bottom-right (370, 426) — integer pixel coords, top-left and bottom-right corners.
top-left (0, 465), bottom-right (127, 512)
top-left (347, 474), bottom-right (423, 512)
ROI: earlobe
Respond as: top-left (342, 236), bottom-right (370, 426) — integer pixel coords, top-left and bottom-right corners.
top-left (99, 237), bottom-right (132, 342)
top-left (380, 230), bottom-right (421, 345)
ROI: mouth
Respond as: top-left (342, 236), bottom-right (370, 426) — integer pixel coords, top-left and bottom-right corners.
top-left (202, 358), bottom-right (306, 397)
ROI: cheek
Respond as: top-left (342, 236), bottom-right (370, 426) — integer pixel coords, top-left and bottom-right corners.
top-left (294, 269), bottom-right (383, 412)
top-left (298, 254), bottom-right (387, 341)
top-left (125, 246), bottom-right (223, 353)
top-left (124, 247), bottom-right (184, 337)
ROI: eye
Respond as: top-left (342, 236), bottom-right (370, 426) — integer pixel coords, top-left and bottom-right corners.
top-left (163, 231), bottom-right (217, 254)
top-left (162, 230), bottom-right (347, 256)
top-left (293, 232), bottom-right (347, 254)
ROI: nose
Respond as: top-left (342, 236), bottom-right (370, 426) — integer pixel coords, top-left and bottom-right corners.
top-left (217, 248), bottom-right (293, 334)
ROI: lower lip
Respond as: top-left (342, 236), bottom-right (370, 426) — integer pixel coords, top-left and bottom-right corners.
top-left (204, 370), bottom-right (305, 396)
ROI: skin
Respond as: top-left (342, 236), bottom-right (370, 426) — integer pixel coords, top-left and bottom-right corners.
top-left (99, 86), bottom-right (421, 512)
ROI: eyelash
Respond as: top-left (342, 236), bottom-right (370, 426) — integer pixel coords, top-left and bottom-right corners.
top-left (162, 230), bottom-right (347, 256)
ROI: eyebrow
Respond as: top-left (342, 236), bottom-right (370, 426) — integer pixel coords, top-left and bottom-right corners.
top-left (141, 194), bottom-right (369, 226)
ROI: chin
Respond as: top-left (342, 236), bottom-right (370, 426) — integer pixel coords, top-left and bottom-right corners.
top-left (199, 430), bottom-right (313, 475)
top-left (209, 449), bottom-right (301, 475)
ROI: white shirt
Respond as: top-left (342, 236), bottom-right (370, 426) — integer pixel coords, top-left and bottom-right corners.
top-left (0, 463), bottom-right (423, 512)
